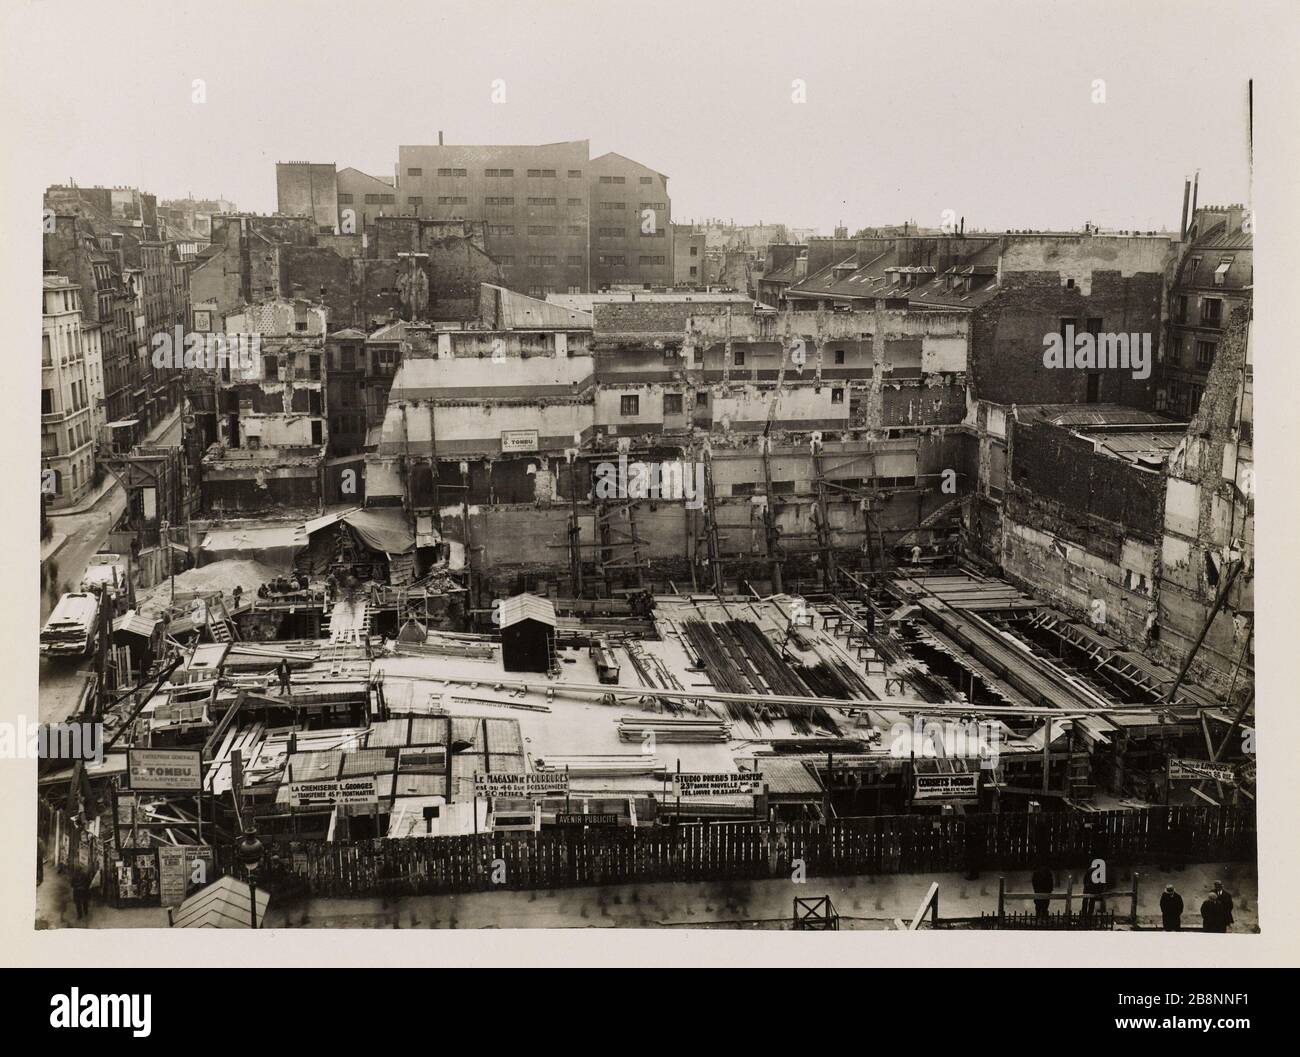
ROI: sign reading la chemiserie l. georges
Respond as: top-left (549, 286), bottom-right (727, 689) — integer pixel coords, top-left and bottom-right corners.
top-left (128, 748), bottom-right (203, 791)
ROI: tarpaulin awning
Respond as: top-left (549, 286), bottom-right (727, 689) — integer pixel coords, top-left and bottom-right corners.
top-left (200, 525), bottom-right (305, 569)
top-left (304, 507), bottom-right (416, 555)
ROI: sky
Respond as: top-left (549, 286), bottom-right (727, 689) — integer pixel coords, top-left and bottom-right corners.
top-left (3, 0), bottom-right (1267, 233)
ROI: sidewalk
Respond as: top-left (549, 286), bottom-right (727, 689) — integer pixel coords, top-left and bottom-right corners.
top-left (262, 860), bottom-right (1259, 931)
top-left (46, 408), bottom-right (182, 520)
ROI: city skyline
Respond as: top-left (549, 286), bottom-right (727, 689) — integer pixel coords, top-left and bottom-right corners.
top-left (12, 0), bottom-right (1254, 232)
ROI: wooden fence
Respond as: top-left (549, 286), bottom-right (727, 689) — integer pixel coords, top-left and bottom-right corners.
top-left (222, 805), bottom-right (1256, 900)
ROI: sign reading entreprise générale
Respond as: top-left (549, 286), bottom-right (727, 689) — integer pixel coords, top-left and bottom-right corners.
top-left (128, 748), bottom-right (203, 791)
top-left (288, 776), bottom-right (379, 808)
top-left (671, 772), bottom-right (765, 797)
top-left (501, 429), bottom-right (539, 453)
top-left (474, 772), bottom-right (569, 798)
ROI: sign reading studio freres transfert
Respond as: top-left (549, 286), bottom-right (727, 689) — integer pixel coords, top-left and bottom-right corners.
top-left (671, 772), bottom-right (765, 797)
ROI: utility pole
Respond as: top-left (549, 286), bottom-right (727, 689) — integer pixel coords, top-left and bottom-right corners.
top-left (701, 445), bottom-right (724, 595)
top-left (811, 435), bottom-right (836, 590)
top-left (761, 431), bottom-right (784, 594)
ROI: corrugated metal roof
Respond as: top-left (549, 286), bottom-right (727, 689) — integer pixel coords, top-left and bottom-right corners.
top-left (498, 593), bottom-right (557, 629)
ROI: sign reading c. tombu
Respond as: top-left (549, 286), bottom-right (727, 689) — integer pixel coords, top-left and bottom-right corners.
top-left (128, 748), bottom-right (203, 791)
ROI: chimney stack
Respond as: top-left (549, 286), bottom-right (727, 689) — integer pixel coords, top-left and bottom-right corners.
top-left (438, 130), bottom-right (444, 146)
top-left (1180, 177), bottom-right (1191, 241)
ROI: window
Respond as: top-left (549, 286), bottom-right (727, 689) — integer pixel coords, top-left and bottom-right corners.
top-left (733, 349), bottom-right (745, 366)
top-left (598, 227), bottom-right (624, 238)
top-left (485, 197), bottom-right (515, 206)
top-left (689, 265), bottom-right (698, 277)
top-left (1059, 317), bottom-right (1077, 341)
top-left (1201, 298), bottom-right (1223, 326)
top-left (601, 201), bottom-right (625, 211)
top-left (41, 388), bottom-right (53, 414)
top-left (437, 167), bottom-right (453, 176)
top-left (488, 225), bottom-right (515, 236)
top-left (338, 193), bottom-right (354, 204)
top-left (528, 255), bottom-right (558, 266)
top-left (568, 169), bottom-right (582, 178)
top-left (1214, 257), bottom-right (1234, 285)
top-left (663, 393), bottom-right (683, 415)
top-left (567, 198), bottom-right (582, 207)
top-left (690, 246), bottom-right (698, 256)
top-left (834, 349), bottom-right (845, 364)
top-left (308, 354), bottom-right (321, 378)
top-left (830, 388), bottom-right (844, 404)
top-left (527, 197), bottom-right (557, 206)
top-left (639, 202), bottom-right (667, 211)
top-left (497, 255), bottom-right (515, 265)
top-left (1174, 295), bottom-right (1188, 323)
top-left (437, 196), bottom-right (468, 205)
top-left (528, 225), bottom-right (557, 235)
top-left (620, 394), bottom-right (639, 416)
top-left (639, 255), bottom-right (666, 265)
top-left (407, 167), bottom-right (423, 176)
top-left (692, 345), bottom-right (703, 364)
top-left (566, 255), bottom-right (583, 266)
top-left (1196, 340), bottom-right (1216, 368)
top-left (527, 168), bottom-right (557, 178)
top-left (407, 196), bottom-right (423, 206)
top-left (566, 224), bottom-right (583, 236)
top-left (365, 193), bottom-right (396, 204)
top-left (598, 255), bottom-right (625, 266)
top-left (1086, 372), bottom-right (1101, 403)
top-left (263, 354), bottom-right (278, 381)
top-left (639, 176), bottom-right (653, 185)
top-left (695, 391), bottom-right (708, 408)
top-left (1086, 317), bottom-right (1103, 338)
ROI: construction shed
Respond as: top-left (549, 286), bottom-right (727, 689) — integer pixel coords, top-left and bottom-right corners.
top-left (499, 593), bottom-right (556, 673)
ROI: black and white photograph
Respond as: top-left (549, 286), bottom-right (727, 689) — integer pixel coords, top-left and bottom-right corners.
top-left (3, 0), bottom-right (1298, 1011)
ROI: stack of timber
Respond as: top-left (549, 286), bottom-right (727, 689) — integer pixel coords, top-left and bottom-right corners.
top-left (617, 715), bottom-right (730, 743)
top-left (533, 754), bottom-right (664, 777)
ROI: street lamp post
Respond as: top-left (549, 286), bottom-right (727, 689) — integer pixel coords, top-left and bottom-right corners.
top-left (236, 829), bottom-right (264, 929)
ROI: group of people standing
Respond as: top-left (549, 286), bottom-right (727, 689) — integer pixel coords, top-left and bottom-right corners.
top-left (1161, 880), bottom-right (1236, 932)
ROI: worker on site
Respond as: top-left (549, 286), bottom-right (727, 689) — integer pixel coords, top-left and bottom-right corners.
top-left (1031, 865), bottom-right (1054, 919)
top-left (1160, 884), bottom-right (1184, 931)
top-left (277, 657), bottom-right (292, 695)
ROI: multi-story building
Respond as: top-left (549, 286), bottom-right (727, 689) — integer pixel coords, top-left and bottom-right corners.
top-left (335, 168), bottom-right (398, 235)
top-left (275, 162), bottom-right (339, 232)
top-left (672, 223), bottom-right (707, 286)
top-left (397, 140), bottom-right (591, 299)
top-left (200, 298), bottom-right (329, 512)
top-left (41, 276), bottom-right (96, 508)
top-left (1160, 203), bottom-right (1252, 419)
top-left (588, 152), bottom-right (672, 291)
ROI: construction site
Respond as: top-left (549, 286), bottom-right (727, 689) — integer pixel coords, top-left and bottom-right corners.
top-left (38, 204), bottom-right (1256, 932)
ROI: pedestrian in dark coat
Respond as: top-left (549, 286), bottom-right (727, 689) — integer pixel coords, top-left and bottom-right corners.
top-left (1200, 892), bottom-right (1225, 932)
top-left (1160, 884), bottom-right (1184, 931)
top-left (1213, 882), bottom-right (1234, 932)
top-left (1031, 866), bottom-right (1054, 918)
top-left (277, 657), bottom-right (291, 694)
